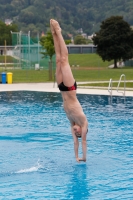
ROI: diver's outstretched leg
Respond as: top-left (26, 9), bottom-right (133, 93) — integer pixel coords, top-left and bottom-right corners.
top-left (50, 19), bottom-right (75, 87)
top-left (50, 19), bottom-right (62, 85)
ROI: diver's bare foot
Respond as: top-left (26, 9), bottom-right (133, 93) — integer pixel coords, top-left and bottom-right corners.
top-left (50, 19), bottom-right (61, 34)
top-left (50, 19), bottom-right (55, 34)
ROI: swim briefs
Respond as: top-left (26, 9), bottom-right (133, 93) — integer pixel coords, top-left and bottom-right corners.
top-left (58, 81), bottom-right (77, 91)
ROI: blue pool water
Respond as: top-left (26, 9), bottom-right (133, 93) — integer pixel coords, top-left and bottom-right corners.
top-left (0, 91), bottom-right (133, 199)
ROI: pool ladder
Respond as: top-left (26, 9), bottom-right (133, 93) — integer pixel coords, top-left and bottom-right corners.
top-left (108, 78), bottom-right (113, 96)
top-left (108, 74), bottom-right (126, 96)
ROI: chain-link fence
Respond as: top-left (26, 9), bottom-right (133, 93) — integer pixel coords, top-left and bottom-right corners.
top-left (2, 31), bottom-right (56, 82)
top-left (11, 31), bottom-right (56, 69)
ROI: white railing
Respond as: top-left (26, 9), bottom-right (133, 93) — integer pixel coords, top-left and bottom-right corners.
top-left (117, 74), bottom-right (126, 96)
top-left (108, 78), bottom-right (112, 96)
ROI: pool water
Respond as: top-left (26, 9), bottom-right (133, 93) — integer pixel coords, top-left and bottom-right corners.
top-left (0, 91), bottom-right (133, 199)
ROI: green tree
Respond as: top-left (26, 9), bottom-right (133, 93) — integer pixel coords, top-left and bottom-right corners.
top-left (40, 31), bottom-right (55, 61)
top-left (40, 31), bottom-right (55, 80)
top-left (0, 20), bottom-right (18, 45)
top-left (74, 35), bottom-right (87, 44)
top-left (93, 16), bottom-right (133, 68)
top-left (65, 39), bottom-right (71, 44)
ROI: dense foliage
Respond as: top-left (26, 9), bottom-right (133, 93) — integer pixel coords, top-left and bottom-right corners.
top-left (40, 31), bottom-right (55, 80)
top-left (74, 35), bottom-right (87, 44)
top-left (93, 16), bottom-right (133, 68)
top-left (40, 32), bottom-right (55, 61)
top-left (0, 20), bottom-right (18, 45)
top-left (0, 0), bottom-right (133, 37)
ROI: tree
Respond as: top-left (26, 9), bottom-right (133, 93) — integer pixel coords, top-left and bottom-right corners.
top-left (0, 20), bottom-right (18, 45)
top-left (74, 35), bottom-right (87, 44)
top-left (40, 31), bottom-right (55, 80)
top-left (93, 16), bottom-right (133, 68)
top-left (65, 39), bottom-right (71, 44)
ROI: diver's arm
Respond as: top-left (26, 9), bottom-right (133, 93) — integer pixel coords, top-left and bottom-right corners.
top-left (81, 124), bottom-right (88, 162)
top-left (71, 127), bottom-right (80, 161)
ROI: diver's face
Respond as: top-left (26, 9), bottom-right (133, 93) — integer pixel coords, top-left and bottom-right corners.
top-left (73, 125), bottom-right (81, 138)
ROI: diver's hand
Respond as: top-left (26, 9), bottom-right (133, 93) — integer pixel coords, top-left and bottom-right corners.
top-left (76, 157), bottom-right (86, 162)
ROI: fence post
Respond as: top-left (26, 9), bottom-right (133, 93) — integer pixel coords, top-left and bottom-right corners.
top-left (49, 60), bottom-right (53, 81)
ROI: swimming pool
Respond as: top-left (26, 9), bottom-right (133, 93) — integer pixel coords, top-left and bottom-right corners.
top-left (0, 91), bottom-right (133, 199)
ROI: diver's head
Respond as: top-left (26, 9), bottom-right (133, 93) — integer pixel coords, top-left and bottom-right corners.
top-left (73, 125), bottom-right (81, 138)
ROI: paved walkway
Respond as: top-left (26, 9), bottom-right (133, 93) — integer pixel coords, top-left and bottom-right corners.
top-left (0, 82), bottom-right (132, 96)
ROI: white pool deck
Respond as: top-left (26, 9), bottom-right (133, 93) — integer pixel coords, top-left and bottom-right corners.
top-left (0, 82), bottom-right (133, 96)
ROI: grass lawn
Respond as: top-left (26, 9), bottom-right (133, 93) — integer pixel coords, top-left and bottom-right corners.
top-left (0, 55), bottom-right (14, 63)
top-left (0, 55), bottom-right (132, 88)
top-left (68, 53), bottom-right (113, 67)
top-left (78, 82), bottom-right (133, 88)
top-left (1, 54), bottom-right (113, 67)
top-left (72, 68), bottom-right (133, 81)
top-left (0, 68), bottom-right (132, 86)
top-left (0, 69), bottom-right (51, 83)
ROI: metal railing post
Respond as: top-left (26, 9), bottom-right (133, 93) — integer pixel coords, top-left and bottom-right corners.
top-left (117, 74), bottom-right (126, 96)
top-left (108, 78), bottom-right (112, 96)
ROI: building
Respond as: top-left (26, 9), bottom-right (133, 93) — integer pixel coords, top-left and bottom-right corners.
top-left (5, 19), bottom-right (13, 25)
top-left (67, 44), bottom-right (97, 54)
